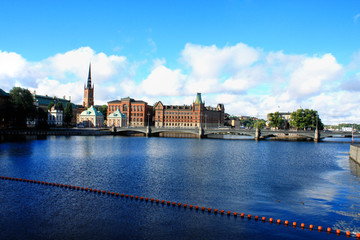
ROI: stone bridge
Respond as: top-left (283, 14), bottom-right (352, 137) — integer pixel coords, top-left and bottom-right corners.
top-left (112, 127), bottom-right (359, 141)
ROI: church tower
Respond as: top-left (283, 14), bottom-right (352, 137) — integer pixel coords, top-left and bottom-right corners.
top-left (83, 64), bottom-right (94, 108)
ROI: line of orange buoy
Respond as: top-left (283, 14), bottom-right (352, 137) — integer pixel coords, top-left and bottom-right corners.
top-left (1, 176), bottom-right (359, 239)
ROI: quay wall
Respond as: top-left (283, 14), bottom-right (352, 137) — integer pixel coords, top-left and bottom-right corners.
top-left (350, 144), bottom-right (360, 165)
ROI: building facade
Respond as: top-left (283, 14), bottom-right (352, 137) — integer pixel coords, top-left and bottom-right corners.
top-left (107, 97), bottom-right (153, 127)
top-left (107, 110), bottom-right (127, 127)
top-left (48, 105), bottom-right (63, 127)
top-left (83, 64), bottom-right (94, 109)
top-left (78, 106), bottom-right (104, 127)
top-left (154, 93), bottom-right (225, 128)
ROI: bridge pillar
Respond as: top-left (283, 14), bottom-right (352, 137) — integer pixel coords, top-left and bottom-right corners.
top-left (255, 127), bottom-right (260, 140)
top-left (314, 128), bottom-right (319, 142)
top-left (198, 127), bottom-right (204, 138)
top-left (146, 126), bottom-right (151, 137)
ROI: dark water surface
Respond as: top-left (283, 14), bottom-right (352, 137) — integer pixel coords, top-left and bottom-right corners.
top-left (0, 136), bottom-right (359, 239)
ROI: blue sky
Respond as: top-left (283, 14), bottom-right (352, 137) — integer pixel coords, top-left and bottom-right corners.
top-left (1, 0), bottom-right (360, 124)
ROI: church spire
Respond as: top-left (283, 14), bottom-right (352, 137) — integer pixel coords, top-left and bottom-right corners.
top-left (87, 63), bottom-right (92, 88)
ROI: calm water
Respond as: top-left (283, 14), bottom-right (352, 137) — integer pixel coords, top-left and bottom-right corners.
top-left (0, 135), bottom-right (359, 239)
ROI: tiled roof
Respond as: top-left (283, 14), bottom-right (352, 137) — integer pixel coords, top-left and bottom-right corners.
top-left (0, 89), bottom-right (10, 97)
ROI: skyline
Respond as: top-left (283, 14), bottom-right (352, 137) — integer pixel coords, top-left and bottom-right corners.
top-left (1, 0), bottom-right (360, 124)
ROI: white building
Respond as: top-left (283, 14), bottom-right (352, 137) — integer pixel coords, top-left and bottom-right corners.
top-left (48, 105), bottom-right (63, 127)
top-left (107, 109), bottom-right (127, 127)
top-left (78, 106), bottom-right (104, 127)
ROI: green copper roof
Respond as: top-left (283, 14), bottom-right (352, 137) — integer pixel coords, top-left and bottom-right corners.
top-left (80, 106), bottom-right (104, 116)
top-left (0, 89), bottom-right (10, 97)
top-left (108, 110), bottom-right (126, 118)
top-left (194, 93), bottom-right (202, 104)
top-left (34, 94), bottom-right (71, 108)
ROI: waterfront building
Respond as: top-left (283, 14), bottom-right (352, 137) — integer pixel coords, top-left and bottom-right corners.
top-left (78, 105), bottom-right (104, 127)
top-left (47, 105), bottom-right (63, 127)
top-left (107, 109), bottom-right (127, 127)
top-left (0, 89), bottom-right (10, 129)
top-left (266, 112), bottom-right (291, 129)
top-left (154, 93), bottom-right (225, 128)
top-left (107, 97), bottom-right (153, 127)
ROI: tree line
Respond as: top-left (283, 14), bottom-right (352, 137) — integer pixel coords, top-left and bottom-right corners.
top-left (268, 109), bottom-right (324, 130)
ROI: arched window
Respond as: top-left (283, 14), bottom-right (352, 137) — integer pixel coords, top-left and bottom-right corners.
top-left (123, 104), bottom-right (128, 111)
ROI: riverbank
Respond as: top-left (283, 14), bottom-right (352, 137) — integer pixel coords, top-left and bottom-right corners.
top-left (0, 128), bottom-right (112, 136)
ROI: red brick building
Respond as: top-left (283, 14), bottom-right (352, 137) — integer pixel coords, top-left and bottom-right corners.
top-left (107, 97), bottom-right (153, 127)
top-left (154, 93), bottom-right (224, 128)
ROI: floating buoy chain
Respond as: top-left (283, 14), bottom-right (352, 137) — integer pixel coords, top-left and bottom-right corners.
top-left (1, 176), bottom-right (359, 238)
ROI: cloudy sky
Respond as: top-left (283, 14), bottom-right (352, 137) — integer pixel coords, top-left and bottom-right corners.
top-left (0, 0), bottom-right (360, 124)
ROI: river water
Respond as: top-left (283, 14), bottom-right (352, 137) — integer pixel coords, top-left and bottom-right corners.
top-left (0, 135), bottom-right (359, 239)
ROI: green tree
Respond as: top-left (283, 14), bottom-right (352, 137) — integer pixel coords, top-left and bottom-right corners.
top-left (97, 105), bottom-right (108, 120)
top-left (64, 103), bottom-right (73, 126)
top-left (9, 87), bottom-right (36, 128)
top-left (56, 102), bottom-right (64, 110)
top-left (268, 112), bottom-right (284, 129)
top-left (48, 102), bottom-right (55, 111)
top-left (290, 109), bottom-right (324, 130)
top-left (254, 119), bottom-right (266, 129)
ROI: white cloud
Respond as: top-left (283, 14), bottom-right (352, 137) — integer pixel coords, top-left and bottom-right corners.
top-left (354, 13), bottom-right (360, 23)
top-left (140, 65), bottom-right (186, 96)
top-left (287, 54), bottom-right (343, 98)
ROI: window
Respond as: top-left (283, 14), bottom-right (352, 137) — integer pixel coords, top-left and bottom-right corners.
top-left (123, 105), bottom-right (128, 111)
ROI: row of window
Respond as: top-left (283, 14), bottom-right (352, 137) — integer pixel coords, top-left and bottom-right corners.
top-left (109, 105), bottom-right (144, 112)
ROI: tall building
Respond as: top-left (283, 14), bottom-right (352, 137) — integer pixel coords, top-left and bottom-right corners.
top-left (154, 93), bottom-right (225, 128)
top-left (107, 97), bottom-right (153, 127)
top-left (83, 64), bottom-right (94, 108)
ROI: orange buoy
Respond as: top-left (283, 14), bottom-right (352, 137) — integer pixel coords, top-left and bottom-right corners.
top-left (151, 198), bottom-right (155, 202)
top-left (116, 193), bottom-right (119, 196)
top-left (201, 207), bottom-right (205, 211)
top-left (167, 201), bottom-right (170, 205)
top-left (189, 205), bottom-right (193, 209)
top-left (140, 197), bottom-right (144, 200)
top-left (77, 187), bottom-right (81, 190)
top-left (106, 191), bottom-right (110, 195)
top-left (327, 227), bottom-right (331, 233)
top-left (277, 219), bottom-right (281, 224)
top-left (178, 203), bottom-right (182, 207)
top-left (309, 224), bottom-right (313, 230)
top-left (301, 223), bottom-right (305, 228)
top-left (221, 210), bottom-right (224, 214)
top-left (318, 226), bottom-right (322, 231)
top-left (73, 186), bottom-right (76, 190)
top-left (156, 199), bottom-right (159, 203)
top-left (146, 197), bottom-right (149, 201)
top-left (269, 218), bottom-right (273, 223)
top-left (172, 201), bottom-right (176, 206)
top-left (81, 187), bottom-right (84, 190)
top-left (293, 222), bottom-right (297, 227)
top-left (125, 194), bottom-right (129, 198)
top-left (208, 208), bottom-right (211, 212)
top-left (336, 229), bottom-right (341, 235)
top-left (111, 192), bottom-right (115, 196)
top-left (255, 216), bottom-right (259, 221)
top-left (135, 196), bottom-right (139, 200)
top-left (214, 209), bottom-right (218, 213)
top-left (241, 213), bottom-right (244, 218)
top-left (161, 200), bottom-right (165, 204)
top-left (356, 232), bottom-right (360, 238)
top-left (195, 206), bottom-right (199, 210)
top-left (346, 231), bottom-right (351, 237)
top-left (99, 190), bottom-right (103, 193)
top-left (121, 193), bottom-right (125, 197)
top-left (130, 195), bottom-right (134, 199)
top-left (233, 212), bottom-right (237, 216)
top-left (227, 211), bottom-right (231, 216)
top-left (183, 203), bottom-right (187, 208)
top-left (248, 214), bottom-right (251, 219)
top-left (284, 220), bottom-right (289, 225)
top-left (262, 217), bottom-right (266, 221)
